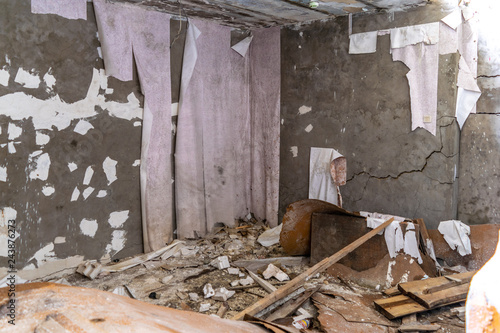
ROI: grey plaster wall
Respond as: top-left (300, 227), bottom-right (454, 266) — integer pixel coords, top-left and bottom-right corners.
top-left (0, 0), bottom-right (143, 273)
top-left (279, 9), bottom-right (460, 229)
top-left (458, 1), bottom-right (500, 225)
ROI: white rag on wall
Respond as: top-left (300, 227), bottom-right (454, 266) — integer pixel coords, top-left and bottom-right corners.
top-left (438, 220), bottom-right (472, 256)
top-left (308, 147), bottom-right (345, 206)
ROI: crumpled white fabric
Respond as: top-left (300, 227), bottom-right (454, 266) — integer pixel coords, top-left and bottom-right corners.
top-left (438, 220), bottom-right (472, 256)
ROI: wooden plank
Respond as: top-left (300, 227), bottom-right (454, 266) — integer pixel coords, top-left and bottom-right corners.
top-left (374, 295), bottom-right (427, 320)
top-left (232, 217), bottom-right (395, 320)
top-left (399, 324), bottom-right (440, 332)
top-left (397, 271), bottom-right (475, 296)
top-left (409, 283), bottom-right (470, 309)
top-left (383, 286), bottom-right (401, 296)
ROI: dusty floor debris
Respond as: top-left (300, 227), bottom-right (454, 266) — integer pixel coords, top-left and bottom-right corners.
top-left (15, 209), bottom-right (478, 332)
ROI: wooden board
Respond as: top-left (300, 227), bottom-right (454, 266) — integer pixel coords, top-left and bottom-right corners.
top-left (397, 271), bottom-right (475, 296)
top-left (409, 283), bottom-right (470, 309)
top-left (374, 295), bottom-right (428, 319)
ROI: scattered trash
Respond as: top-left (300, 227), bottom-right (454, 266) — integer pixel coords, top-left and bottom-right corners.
top-left (257, 224), bottom-right (283, 247)
top-left (213, 287), bottom-right (235, 301)
top-left (148, 292), bottom-right (160, 299)
top-left (210, 256), bottom-right (230, 270)
top-left (262, 264), bottom-right (289, 282)
top-left (203, 283), bottom-right (215, 298)
top-left (199, 303), bottom-right (211, 312)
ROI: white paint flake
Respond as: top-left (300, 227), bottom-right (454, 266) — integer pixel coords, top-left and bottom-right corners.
top-left (103, 157), bottom-right (117, 185)
top-left (0, 68), bottom-right (142, 131)
top-left (74, 119), bottom-right (94, 135)
top-left (82, 186), bottom-right (95, 200)
top-left (71, 187), bottom-right (80, 201)
top-left (54, 236), bottom-right (66, 244)
top-left (0, 166), bottom-right (6, 182)
top-left (14, 68), bottom-right (41, 89)
top-left (290, 146), bottom-right (298, 157)
top-left (0, 68), bottom-right (9, 87)
top-left (8, 123), bottom-right (22, 140)
top-left (35, 131), bottom-right (50, 146)
top-left (29, 243), bottom-right (56, 267)
top-left (8, 142), bottom-right (16, 154)
top-left (133, 121), bottom-right (141, 127)
top-left (171, 102), bottom-right (179, 116)
top-left (106, 230), bottom-right (126, 255)
top-left (83, 166), bottom-right (94, 185)
top-left (80, 218), bottom-right (98, 237)
top-left (43, 71), bottom-right (56, 90)
top-left (108, 210), bottom-right (129, 228)
top-left (41, 186), bottom-right (55, 196)
top-left (68, 162), bottom-right (77, 172)
top-left (132, 159), bottom-right (140, 167)
top-left (0, 208), bottom-right (18, 257)
top-left (305, 124), bottom-right (313, 133)
top-left (28, 152), bottom-right (51, 181)
top-left (298, 105), bottom-right (312, 115)
top-left (96, 190), bottom-right (107, 198)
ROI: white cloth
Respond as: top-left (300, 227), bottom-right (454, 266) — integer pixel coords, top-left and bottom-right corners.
top-left (349, 31), bottom-right (378, 54)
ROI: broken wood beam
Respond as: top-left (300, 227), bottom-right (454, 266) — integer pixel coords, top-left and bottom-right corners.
top-left (264, 286), bottom-right (319, 322)
top-left (232, 217), bottom-right (394, 320)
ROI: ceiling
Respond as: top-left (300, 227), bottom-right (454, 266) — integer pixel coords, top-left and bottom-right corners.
top-left (111, 0), bottom-right (428, 29)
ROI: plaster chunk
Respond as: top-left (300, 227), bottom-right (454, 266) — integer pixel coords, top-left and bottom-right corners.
top-left (239, 276), bottom-right (254, 286)
top-left (203, 283), bottom-right (215, 298)
top-left (263, 264), bottom-right (290, 282)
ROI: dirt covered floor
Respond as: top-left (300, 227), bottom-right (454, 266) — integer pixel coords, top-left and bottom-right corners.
top-left (35, 218), bottom-right (467, 332)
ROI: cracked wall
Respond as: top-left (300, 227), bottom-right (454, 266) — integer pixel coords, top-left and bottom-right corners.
top-left (0, 0), bottom-right (143, 278)
top-left (458, 0), bottom-right (500, 225)
top-left (280, 5), bottom-right (460, 229)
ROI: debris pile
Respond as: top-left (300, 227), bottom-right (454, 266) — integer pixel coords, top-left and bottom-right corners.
top-left (22, 199), bottom-right (499, 332)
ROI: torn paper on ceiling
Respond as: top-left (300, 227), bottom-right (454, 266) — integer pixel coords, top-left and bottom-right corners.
top-left (31, 0), bottom-right (87, 20)
top-left (308, 147), bottom-right (345, 206)
top-left (231, 36), bottom-right (253, 57)
top-left (438, 220), bottom-right (472, 256)
top-left (390, 22), bottom-right (439, 49)
top-left (349, 31), bottom-right (378, 54)
top-left (392, 42), bottom-right (439, 135)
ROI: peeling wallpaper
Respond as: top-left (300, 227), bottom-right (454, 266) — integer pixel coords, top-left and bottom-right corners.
top-left (0, 0), bottom-right (143, 276)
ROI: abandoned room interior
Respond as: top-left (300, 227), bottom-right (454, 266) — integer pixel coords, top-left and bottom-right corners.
top-left (1, 0), bottom-right (499, 331)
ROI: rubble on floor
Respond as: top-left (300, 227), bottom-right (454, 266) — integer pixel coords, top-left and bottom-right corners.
top-left (14, 200), bottom-right (495, 332)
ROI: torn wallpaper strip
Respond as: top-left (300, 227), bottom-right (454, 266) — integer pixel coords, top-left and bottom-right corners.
top-left (308, 147), bottom-right (345, 206)
top-left (455, 13), bottom-right (480, 129)
top-left (94, 0), bottom-right (173, 251)
top-left (175, 20), bottom-right (281, 238)
top-left (438, 220), bottom-right (472, 256)
top-left (439, 22), bottom-right (458, 55)
top-left (31, 0), bottom-right (87, 20)
top-left (392, 42), bottom-right (439, 135)
top-left (231, 36), bottom-right (254, 57)
top-left (348, 31), bottom-right (378, 54)
top-left (366, 218), bottom-right (422, 264)
top-left (441, 8), bottom-right (462, 30)
top-left (93, 0), bottom-right (134, 81)
top-left (390, 22), bottom-right (439, 49)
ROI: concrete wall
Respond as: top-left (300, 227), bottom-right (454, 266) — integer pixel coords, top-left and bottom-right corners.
top-left (458, 0), bottom-right (500, 225)
top-left (279, 5), bottom-right (461, 229)
top-left (0, 0), bottom-right (144, 278)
